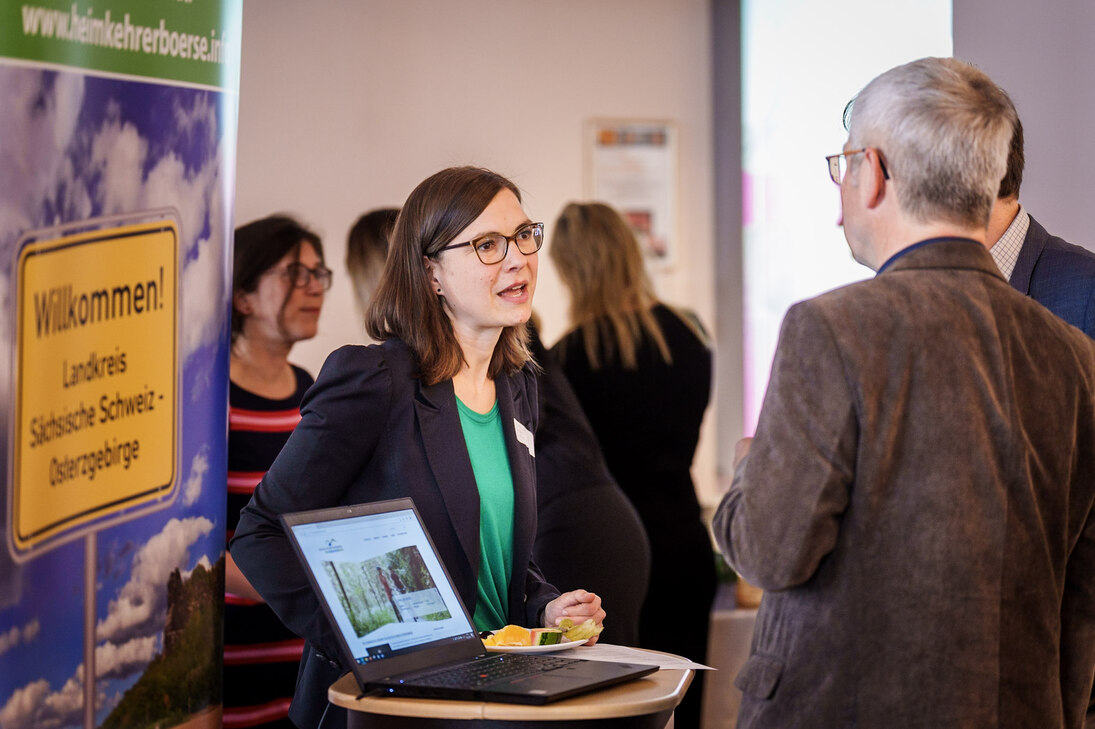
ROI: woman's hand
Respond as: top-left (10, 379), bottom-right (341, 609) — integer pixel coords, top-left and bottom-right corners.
top-left (542, 589), bottom-right (605, 645)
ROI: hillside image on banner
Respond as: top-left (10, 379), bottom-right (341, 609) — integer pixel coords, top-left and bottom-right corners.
top-left (0, 1), bottom-right (242, 727)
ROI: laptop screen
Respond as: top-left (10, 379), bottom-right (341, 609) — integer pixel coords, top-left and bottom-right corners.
top-left (284, 503), bottom-right (479, 667)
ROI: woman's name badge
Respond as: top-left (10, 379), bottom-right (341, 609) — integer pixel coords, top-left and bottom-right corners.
top-left (513, 419), bottom-right (535, 458)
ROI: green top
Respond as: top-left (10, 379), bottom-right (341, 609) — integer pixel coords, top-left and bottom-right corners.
top-left (456, 397), bottom-right (515, 632)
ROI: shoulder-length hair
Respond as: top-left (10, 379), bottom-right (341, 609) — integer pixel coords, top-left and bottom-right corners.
top-left (365, 166), bottom-right (532, 385)
top-left (549, 202), bottom-right (669, 370)
top-left (232, 214), bottom-right (323, 343)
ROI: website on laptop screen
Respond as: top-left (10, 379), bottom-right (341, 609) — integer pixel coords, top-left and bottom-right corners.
top-left (288, 508), bottom-right (477, 665)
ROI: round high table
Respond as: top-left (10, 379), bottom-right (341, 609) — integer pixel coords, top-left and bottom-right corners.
top-left (328, 653), bottom-right (693, 729)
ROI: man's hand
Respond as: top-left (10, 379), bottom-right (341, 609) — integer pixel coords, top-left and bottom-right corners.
top-left (733, 437), bottom-right (753, 470)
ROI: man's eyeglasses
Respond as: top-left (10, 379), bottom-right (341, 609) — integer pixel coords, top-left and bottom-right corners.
top-left (825, 148), bottom-right (889, 185)
top-left (280, 262), bottom-right (333, 290)
top-left (438, 222), bottom-right (544, 265)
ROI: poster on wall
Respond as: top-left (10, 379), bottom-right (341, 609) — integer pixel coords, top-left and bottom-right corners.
top-left (0, 1), bottom-right (240, 727)
top-left (585, 119), bottom-right (679, 269)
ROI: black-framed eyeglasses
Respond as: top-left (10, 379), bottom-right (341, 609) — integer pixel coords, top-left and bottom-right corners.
top-left (437, 222), bottom-right (544, 264)
top-left (280, 262), bottom-right (333, 290)
top-left (825, 148), bottom-right (889, 185)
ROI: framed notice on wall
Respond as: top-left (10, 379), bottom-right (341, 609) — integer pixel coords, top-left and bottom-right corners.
top-left (585, 119), bottom-right (679, 268)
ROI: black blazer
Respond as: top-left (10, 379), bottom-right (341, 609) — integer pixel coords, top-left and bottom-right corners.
top-left (230, 339), bottom-right (558, 728)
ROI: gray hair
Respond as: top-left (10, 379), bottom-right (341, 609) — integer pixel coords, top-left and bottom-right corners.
top-left (846, 57), bottom-right (1016, 228)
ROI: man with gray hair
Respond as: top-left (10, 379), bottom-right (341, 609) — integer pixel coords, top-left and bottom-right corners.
top-left (714, 57), bottom-right (1095, 728)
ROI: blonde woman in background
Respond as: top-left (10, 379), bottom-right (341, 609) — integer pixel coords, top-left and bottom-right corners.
top-left (345, 207), bottom-right (399, 322)
top-left (550, 201), bottom-right (716, 729)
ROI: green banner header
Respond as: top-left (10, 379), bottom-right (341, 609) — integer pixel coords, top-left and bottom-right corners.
top-left (0, 0), bottom-right (241, 90)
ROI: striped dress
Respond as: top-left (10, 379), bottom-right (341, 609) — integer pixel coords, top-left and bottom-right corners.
top-left (224, 366), bottom-right (312, 729)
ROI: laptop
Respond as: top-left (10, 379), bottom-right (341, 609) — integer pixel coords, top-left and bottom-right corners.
top-left (280, 497), bottom-right (658, 704)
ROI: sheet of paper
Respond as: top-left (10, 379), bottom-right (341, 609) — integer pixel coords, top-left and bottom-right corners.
top-left (566, 644), bottom-right (713, 670)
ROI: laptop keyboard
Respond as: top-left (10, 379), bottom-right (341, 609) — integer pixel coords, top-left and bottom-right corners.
top-left (411, 654), bottom-right (580, 688)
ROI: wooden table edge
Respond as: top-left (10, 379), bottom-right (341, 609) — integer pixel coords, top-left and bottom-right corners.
top-left (328, 666), bottom-right (694, 721)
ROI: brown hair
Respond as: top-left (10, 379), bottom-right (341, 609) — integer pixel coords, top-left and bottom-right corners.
top-left (998, 114), bottom-right (1024, 200)
top-left (365, 167), bottom-right (532, 384)
top-left (550, 202), bottom-right (670, 370)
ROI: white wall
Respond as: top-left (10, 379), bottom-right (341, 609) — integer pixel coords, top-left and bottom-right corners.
top-left (235, 0), bottom-right (720, 502)
top-left (953, 0), bottom-right (1095, 252)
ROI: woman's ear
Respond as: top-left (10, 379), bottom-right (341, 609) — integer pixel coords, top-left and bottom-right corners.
top-left (423, 255), bottom-right (442, 295)
top-left (233, 290), bottom-right (253, 316)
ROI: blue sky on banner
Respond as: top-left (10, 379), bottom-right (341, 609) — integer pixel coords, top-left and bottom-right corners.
top-left (0, 65), bottom-right (230, 729)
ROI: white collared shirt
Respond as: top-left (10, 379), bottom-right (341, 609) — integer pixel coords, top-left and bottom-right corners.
top-left (989, 204), bottom-right (1029, 281)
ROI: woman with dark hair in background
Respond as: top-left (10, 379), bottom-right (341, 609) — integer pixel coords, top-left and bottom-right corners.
top-left (345, 207), bottom-right (399, 322)
top-left (550, 201), bottom-right (716, 729)
top-left (225, 215), bottom-right (331, 729)
top-left (231, 167), bottom-right (605, 729)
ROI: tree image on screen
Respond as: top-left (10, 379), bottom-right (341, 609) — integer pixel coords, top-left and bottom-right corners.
top-left (323, 545), bottom-right (451, 637)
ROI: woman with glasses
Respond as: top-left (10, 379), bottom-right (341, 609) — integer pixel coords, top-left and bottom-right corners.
top-left (225, 214), bottom-right (332, 729)
top-left (231, 168), bottom-right (605, 729)
top-left (550, 201), bottom-right (715, 729)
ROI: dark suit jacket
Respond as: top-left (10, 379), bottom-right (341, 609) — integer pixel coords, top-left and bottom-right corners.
top-left (714, 239), bottom-right (1095, 728)
top-left (230, 339), bottom-right (558, 729)
top-left (1010, 214), bottom-right (1095, 337)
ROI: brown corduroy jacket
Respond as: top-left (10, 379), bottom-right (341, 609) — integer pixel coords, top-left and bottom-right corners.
top-left (715, 238), bottom-right (1095, 729)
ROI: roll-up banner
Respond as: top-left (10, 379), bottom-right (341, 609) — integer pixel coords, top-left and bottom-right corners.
top-left (0, 1), bottom-right (241, 727)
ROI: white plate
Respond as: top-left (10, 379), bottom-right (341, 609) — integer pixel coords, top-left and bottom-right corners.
top-left (482, 637), bottom-right (583, 653)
